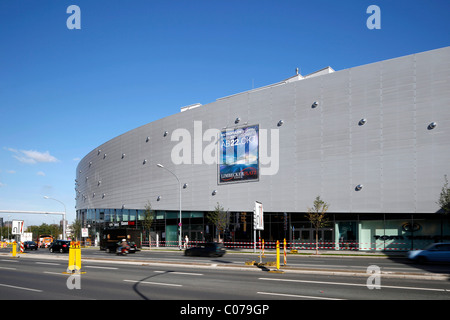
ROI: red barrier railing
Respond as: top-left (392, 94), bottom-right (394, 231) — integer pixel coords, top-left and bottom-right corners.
top-left (142, 240), bottom-right (425, 251)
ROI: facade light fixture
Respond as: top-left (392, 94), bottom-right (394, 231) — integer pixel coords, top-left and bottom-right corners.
top-left (428, 122), bottom-right (437, 130)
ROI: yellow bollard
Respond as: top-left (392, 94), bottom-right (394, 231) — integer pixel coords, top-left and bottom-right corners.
top-left (262, 239), bottom-right (265, 258)
top-left (276, 240), bottom-right (280, 270)
top-left (65, 241), bottom-right (84, 274)
top-left (11, 241), bottom-right (17, 257)
top-left (75, 241), bottom-right (81, 272)
top-left (67, 241), bottom-right (76, 272)
top-left (283, 238), bottom-right (287, 265)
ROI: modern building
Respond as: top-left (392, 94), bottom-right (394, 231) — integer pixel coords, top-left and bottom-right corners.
top-left (76, 46), bottom-right (450, 251)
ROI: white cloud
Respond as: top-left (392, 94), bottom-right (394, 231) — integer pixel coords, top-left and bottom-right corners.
top-left (37, 171), bottom-right (46, 176)
top-left (7, 148), bottom-right (59, 164)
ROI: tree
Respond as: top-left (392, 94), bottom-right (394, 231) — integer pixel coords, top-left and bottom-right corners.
top-left (437, 175), bottom-right (450, 242)
top-left (207, 202), bottom-right (228, 243)
top-left (437, 175), bottom-right (450, 215)
top-left (142, 201), bottom-right (155, 247)
top-left (71, 219), bottom-right (82, 241)
top-left (305, 196), bottom-right (330, 255)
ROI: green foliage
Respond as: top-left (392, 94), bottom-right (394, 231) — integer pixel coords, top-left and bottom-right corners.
top-left (305, 196), bottom-right (330, 254)
top-left (305, 196), bottom-right (330, 229)
top-left (142, 201), bottom-right (155, 238)
top-left (437, 175), bottom-right (450, 215)
top-left (26, 223), bottom-right (61, 239)
top-left (206, 202), bottom-right (228, 242)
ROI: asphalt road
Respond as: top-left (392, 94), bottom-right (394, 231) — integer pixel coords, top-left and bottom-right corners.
top-left (1, 247), bottom-right (450, 303)
top-left (78, 247), bottom-right (450, 276)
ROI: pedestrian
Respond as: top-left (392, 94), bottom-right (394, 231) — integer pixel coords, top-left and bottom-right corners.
top-left (184, 235), bottom-right (189, 249)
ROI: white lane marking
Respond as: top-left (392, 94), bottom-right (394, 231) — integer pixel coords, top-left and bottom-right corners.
top-left (84, 265), bottom-right (118, 270)
top-left (0, 283), bottom-right (43, 292)
top-left (259, 277), bottom-right (449, 292)
top-left (153, 271), bottom-right (203, 276)
top-left (43, 272), bottom-right (70, 276)
top-left (257, 291), bottom-right (344, 300)
top-left (0, 267), bottom-right (16, 270)
top-left (123, 279), bottom-right (182, 287)
top-left (36, 262), bottom-right (61, 266)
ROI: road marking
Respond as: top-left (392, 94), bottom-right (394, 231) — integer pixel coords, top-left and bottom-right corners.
top-left (84, 265), bottom-right (118, 270)
top-left (0, 266), bottom-right (17, 270)
top-left (44, 271), bottom-right (70, 276)
top-left (36, 262), bottom-right (61, 266)
top-left (123, 279), bottom-right (182, 287)
top-left (154, 271), bottom-right (203, 276)
top-left (1, 259), bottom-right (18, 262)
top-left (257, 291), bottom-right (344, 300)
top-left (259, 278), bottom-right (449, 292)
top-left (0, 283), bottom-right (43, 292)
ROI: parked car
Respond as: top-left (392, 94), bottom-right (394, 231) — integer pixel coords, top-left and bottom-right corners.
top-left (23, 241), bottom-right (38, 250)
top-left (408, 243), bottom-right (450, 263)
top-left (185, 242), bottom-right (226, 257)
top-left (49, 240), bottom-right (71, 253)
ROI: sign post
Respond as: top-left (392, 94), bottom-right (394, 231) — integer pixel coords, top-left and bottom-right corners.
top-left (254, 201), bottom-right (264, 256)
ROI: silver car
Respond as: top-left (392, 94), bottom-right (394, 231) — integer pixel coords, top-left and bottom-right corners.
top-left (408, 243), bottom-right (450, 263)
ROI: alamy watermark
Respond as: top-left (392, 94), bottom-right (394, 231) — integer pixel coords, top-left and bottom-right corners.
top-left (366, 265), bottom-right (381, 290)
top-left (66, 266), bottom-right (82, 290)
top-left (367, 5), bottom-right (381, 30)
top-left (67, 5), bottom-right (81, 30)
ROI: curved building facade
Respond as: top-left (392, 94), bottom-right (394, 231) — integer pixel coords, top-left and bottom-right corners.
top-left (76, 47), bottom-right (450, 250)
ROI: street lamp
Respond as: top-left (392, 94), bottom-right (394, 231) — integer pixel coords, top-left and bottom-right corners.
top-left (156, 163), bottom-right (182, 249)
top-left (44, 196), bottom-right (67, 240)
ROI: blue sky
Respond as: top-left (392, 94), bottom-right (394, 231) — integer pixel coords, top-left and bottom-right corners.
top-left (1, 0), bottom-right (449, 227)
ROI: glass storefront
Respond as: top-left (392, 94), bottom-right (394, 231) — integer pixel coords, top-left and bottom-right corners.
top-left (77, 209), bottom-right (450, 251)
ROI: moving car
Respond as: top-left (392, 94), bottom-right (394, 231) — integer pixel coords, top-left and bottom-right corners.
top-left (100, 228), bottom-right (141, 253)
top-left (49, 240), bottom-right (71, 253)
top-left (408, 243), bottom-right (450, 263)
top-left (185, 242), bottom-right (226, 257)
top-left (23, 241), bottom-right (38, 250)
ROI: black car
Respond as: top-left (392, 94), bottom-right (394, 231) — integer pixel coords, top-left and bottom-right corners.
top-left (24, 241), bottom-right (38, 250)
top-left (185, 243), bottom-right (226, 257)
top-left (49, 240), bottom-right (71, 253)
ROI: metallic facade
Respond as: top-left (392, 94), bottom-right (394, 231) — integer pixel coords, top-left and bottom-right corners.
top-left (76, 47), bottom-right (450, 217)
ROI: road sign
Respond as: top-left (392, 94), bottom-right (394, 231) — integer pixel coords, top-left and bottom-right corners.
top-left (81, 228), bottom-right (89, 237)
top-left (254, 201), bottom-right (264, 230)
top-left (11, 220), bottom-right (24, 235)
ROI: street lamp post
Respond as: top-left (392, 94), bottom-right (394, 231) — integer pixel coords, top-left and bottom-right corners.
top-left (43, 196), bottom-right (67, 240)
top-left (157, 164), bottom-right (182, 249)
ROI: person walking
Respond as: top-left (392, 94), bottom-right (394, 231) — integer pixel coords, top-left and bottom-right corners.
top-left (184, 235), bottom-right (189, 249)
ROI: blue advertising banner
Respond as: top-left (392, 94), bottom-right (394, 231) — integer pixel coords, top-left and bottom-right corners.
top-left (219, 125), bottom-right (259, 184)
